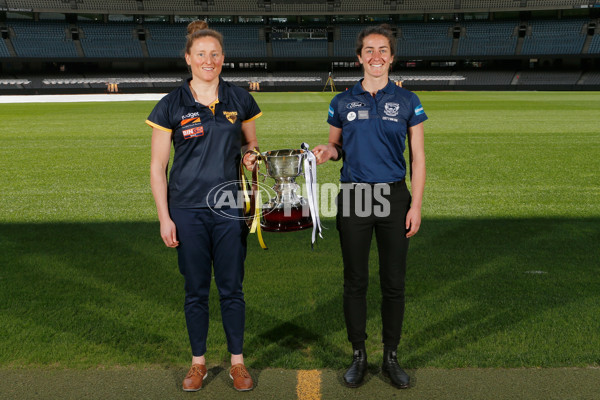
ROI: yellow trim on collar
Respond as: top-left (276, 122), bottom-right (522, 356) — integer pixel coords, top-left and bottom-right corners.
top-left (208, 98), bottom-right (220, 115)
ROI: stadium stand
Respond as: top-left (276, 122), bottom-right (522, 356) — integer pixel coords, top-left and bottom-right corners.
top-left (3, 0), bottom-right (596, 13)
top-left (460, 0), bottom-right (525, 9)
top-left (1, 1), bottom-right (599, 93)
top-left (457, 21), bottom-right (518, 56)
top-left (145, 23), bottom-right (187, 58)
top-left (141, 0), bottom-right (204, 12)
top-left (5, 0), bottom-right (66, 9)
top-left (272, 38), bottom-right (328, 58)
top-left (270, 2), bottom-right (328, 13)
top-left (400, 0), bottom-right (456, 11)
top-left (452, 70), bottom-right (516, 86)
top-left (521, 19), bottom-right (588, 55)
top-left (397, 22), bottom-right (454, 57)
top-left (515, 70), bottom-right (582, 85)
top-left (0, 39), bottom-right (10, 58)
top-left (391, 70), bottom-right (457, 86)
top-left (217, 25), bottom-right (268, 58)
top-left (334, 25), bottom-right (362, 57)
top-left (579, 71), bottom-right (600, 85)
top-left (8, 20), bottom-right (78, 58)
top-left (526, 0), bottom-right (593, 7)
top-left (79, 22), bottom-right (144, 58)
top-left (76, 0), bottom-right (139, 12)
top-left (589, 34), bottom-right (600, 54)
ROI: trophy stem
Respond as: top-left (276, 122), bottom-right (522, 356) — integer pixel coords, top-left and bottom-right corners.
top-left (260, 149), bottom-right (313, 232)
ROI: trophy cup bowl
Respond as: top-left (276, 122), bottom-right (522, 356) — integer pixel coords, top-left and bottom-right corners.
top-left (260, 149), bottom-right (313, 232)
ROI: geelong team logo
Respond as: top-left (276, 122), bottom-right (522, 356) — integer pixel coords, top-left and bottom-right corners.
top-left (384, 102), bottom-right (400, 117)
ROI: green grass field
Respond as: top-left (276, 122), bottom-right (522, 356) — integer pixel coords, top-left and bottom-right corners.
top-left (1, 92), bottom-right (599, 371)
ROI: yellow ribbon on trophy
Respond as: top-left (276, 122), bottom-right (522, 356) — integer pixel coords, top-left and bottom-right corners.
top-left (240, 148), bottom-right (268, 250)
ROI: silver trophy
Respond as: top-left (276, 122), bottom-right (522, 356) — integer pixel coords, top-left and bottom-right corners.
top-left (260, 149), bottom-right (313, 232)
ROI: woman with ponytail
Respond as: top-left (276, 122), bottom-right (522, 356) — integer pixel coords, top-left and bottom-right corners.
top-left (147, 20), bottom-right (261, 392)
top-left (314, 24), bottom-right (427, 389)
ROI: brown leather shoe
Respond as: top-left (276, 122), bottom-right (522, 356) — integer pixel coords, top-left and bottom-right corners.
top-left (229, 363), bottom-right (253, 391)
top-left (182, 364), bottom-right (207, 391)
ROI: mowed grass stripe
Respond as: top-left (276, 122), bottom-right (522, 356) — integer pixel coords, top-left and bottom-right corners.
top-left (297, 370), bottom-right (321, 400)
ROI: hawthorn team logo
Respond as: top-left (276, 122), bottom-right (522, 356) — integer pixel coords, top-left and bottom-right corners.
top-left (223, 111), bottom-right (238, 124)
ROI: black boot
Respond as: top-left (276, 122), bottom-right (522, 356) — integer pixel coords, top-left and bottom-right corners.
top-left (343, 349), bottom-right (367, 387)
top-left (381, 349), bottom-right (410, 389)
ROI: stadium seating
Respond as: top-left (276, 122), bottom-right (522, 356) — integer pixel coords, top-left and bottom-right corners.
top-left (526, 0), bottom-right (589, 7)
top-left (588, 35), bottom-right (600, 54)
top-left (8, 21), bottom-right (78, 58)
top-left (217, 25), bottom-right (267, 58)
top-left (0, 19), bottom-right (593, 61)
top-left (76, 0), bottom-right (139, 12)
top-left (397, 22), bottom-right (454, 57)
top-left (399, 0), bottom-right (455, 11)
top-left (5, 0), bottom-right (66, 9)
top-left (515, 70), bottom-right (581, 85)
top-left (3, 0), bottom-right (594, 13)
top-left (79, 22), bottom-right (144, 58)
top-left (270, 2), bottom-right (328, 12)
top-left (272, 39), bottom-right (328, 58)
top-left (452, 70), bottom-right (516, 86)
top-left (457, 21), bottom-right (518, 56)
top-left (145, 23), bottom-right (187, 58)
top-left (579, 71), bottom-right (600, 85)
top-left (141, 0), bottom-right (203, 12)
top-left (460, 0), bottom-right (527, 9)
top-left (391, 70), bottom-right (456, 86)
top-left (213, 0), bottom-right (263, 13)
top-left (333, 25), bottom-right (362, 57)
top-left (0, 40), bottom-right (10, 58)
top-left (521, 19), bottom-right (587, 55)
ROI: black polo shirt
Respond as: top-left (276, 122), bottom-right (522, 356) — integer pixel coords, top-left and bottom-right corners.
top-left (146, 77), bottom-right (262, 208)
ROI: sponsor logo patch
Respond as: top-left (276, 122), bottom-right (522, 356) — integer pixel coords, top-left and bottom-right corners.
top-left (182, 126), bottom-right (204, 139)
top-left (384, 102), bottom-right (400, 117)
top-left (346, 101), bottom-right (367, 109)
top-left (328, 105), bottom-right (334, 118)
top-left (347, 111), bottom-right (356, 121)
top-left (382, 116), bottom-right (398, 122)
top-left (181, 117), bottom-right (201, 126)
top-left (182, 112), bottom-right (200, 120)
top-left (223, 111), bottom-right (238, 124)
top-left (415, 105), bottom-right (425, 116)
top-left (358, 110), bottom-right (369, 119)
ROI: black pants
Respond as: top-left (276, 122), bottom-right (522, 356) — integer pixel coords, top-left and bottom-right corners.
top-left (336, 181), bottom-right (411, 348)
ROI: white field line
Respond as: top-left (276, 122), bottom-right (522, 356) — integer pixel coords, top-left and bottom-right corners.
top-left (0, 93), bottom-right (167, 103)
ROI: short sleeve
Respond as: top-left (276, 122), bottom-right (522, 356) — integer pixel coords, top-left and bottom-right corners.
top-left (327, 95), bottom-right (342, 128)
top-left (242, 93), bottom-right (262, 123)
top-left (407, 93), bottom-right (428, 128)
top-left (146, 96), bottom-right (172, 133)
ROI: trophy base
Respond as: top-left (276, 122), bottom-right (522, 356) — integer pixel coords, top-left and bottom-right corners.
top-left (261, 205), bottom-right (313, 232)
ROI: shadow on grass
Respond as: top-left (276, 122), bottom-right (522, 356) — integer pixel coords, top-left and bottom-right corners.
top-left (0, 218), bottom-right (598, 369)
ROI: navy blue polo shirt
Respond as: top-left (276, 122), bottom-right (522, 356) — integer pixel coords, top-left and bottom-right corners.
top-left (146, 77), bottom-right (262, 208)
top-left (327, 79), bottom-right (427, 183)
